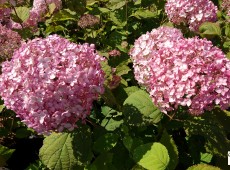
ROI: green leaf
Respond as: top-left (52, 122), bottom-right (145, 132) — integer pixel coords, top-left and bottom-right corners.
top-left (25, 160), bottom-right (47, 170)
top-left (123, 90), bottom-right (163, 126)
top-left (106, 31), bottom-right (126, 48)
top-left (141, 0), bottom-right (155, 7)
top-left (109, 9), bottom-right (127, 27)
top-left (124, 86), bottom-right (140, 96)
top-left (123, 136), bottom-right (143, 152)
top-left (160, 130), bottom-right (178, 170)
top-left (39, 126), bottom-right (92, 169)
top-left (212, 108), bottom-right (230, 135)
top-left (101, 106), bottom-right (123, 131)
top-left (199, 22), bottom-right (221, 38)
top-left (98, 7), bottom-right (110, 13)
top-left (123, 136), bottom-right (133, 151)
top-left (101, 60), bottom-right (112, 78)
top-left (11, 6), bottom-right (30, 23)
top-left (227, 52), bottom-right (230, 59)
top-left (0, 104), bottom-right (4, 112)
top-left (200, 152), bottom-right (213, 163)
top-left (115, 60), bottom-right (131, 76)
top-left (225, 24), bottom-right (230, 38)
top-left (187, 164), bottom-right (221, 170)
top-left (87, 0), bottom-right (99, 6)
top-left (108, 1), bottom-right (126, 11)
top-left (16, 28), bottom-right (33, 39)
top-left (101, 86), bottom-right (120, 110)
top-left (51, 9), bottom-right (78, 22)
top-left (101, 106), bottom-right (117, 117)
top-left (133, 142), bottom-right (169, 170)
top-left (45, 3), bottom-right (56, 17)
top-left (0, 145), bottom-right (15, 166)
top-left (65, 0), bottom-right (86, 15)
top-left (101, 118), bottom-right (123, 131)
top-left (183, 111), bottom-right (230, 157)
top-left (131, 9), bottom-right (158, 19)
top-left (15, 127), bottom-right (32, 138)
top-left (223, 40), bottom-right (230, 49)
top-left (45, 25), bottom-right (67, 34)
top-left (88, 153), bottom-right (116, 170)
top-left (93, 133), bottom-right (119, 153)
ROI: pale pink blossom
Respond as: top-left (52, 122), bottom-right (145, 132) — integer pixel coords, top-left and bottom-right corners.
top-left (129, 26), bottom-right (184, 85)
top-left (130, 27), bottom-right (230, 115)
top-left (165, 0), bottom-right (218, 31)
top-left (0, 34), bottom-right (105, 134)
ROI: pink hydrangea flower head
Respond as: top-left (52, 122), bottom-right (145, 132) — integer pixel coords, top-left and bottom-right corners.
top-left (165, 0), bottom-right (218, 31)
top-left (129, 26), bottom-right (184, 85)
top-left (131, 31), bottom-right (230, 115)
top-left (0, 24), bottom-right (22, 60)
top-left (0, 34), bottom-right (105, 134)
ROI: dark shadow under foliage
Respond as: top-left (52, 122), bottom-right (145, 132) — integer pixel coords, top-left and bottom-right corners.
top-left (6, 137), bottom-right (43, 170)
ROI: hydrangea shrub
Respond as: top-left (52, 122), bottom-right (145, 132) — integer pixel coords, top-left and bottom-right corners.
top-left (0, 34), bottom-right (105, 134)
top-left (0, 0), bottom-right (229, 169)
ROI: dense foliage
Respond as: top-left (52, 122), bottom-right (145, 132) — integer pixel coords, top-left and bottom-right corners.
top-left (0, 0), bottom-right (229, 169)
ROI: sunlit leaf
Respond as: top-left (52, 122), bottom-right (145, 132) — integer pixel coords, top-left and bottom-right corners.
top-left (11, 6), bottom-right (30, 23)
top-left (199, 22), bottom-right (221, 38)
top-left (39, 126), bottom-right (92, 169)
top-left (187, 164), bottom-right (221, 170)
top-left (133, 142), bottom-right (169, 170)
top-left (0, 145), bottom-right (15, 166)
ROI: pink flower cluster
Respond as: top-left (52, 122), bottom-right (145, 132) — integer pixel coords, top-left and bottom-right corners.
top-left (0, 0), bottom-right (12, 24)
top-left (130, 26), bottom-right (230, 115)
top-left (221, 0), bottom-right (230, 18)
top-left (0, 0), bottom-right (62, 29)
top-left (24, 0), bottom-right (62, 28)
top-left (0, 35), bottom-right (105, 134)
top-left (165, 0), bottom-right (218, 31)
top-left (0, 24), bottom-right (22, 60)
top-left (130, 26), bottom-right (184, 85)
